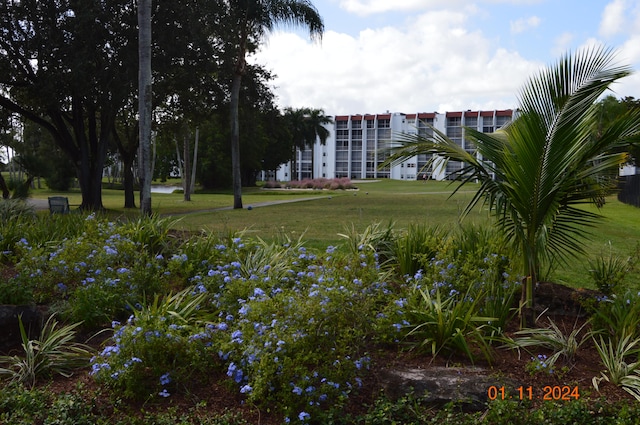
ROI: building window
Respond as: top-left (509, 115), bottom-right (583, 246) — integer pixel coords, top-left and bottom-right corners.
top-left (496, 115), bottom-right (511, 128)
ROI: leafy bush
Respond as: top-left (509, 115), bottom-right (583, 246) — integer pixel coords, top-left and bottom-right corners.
top-left (391, 223), bottom-right (447, 276)
top-left (7, 215), bottom-right (169, 328)
top-left (285, 177), bottom-right (356, 190)
top-left (590, 290), bottom-right (640, 342)
top-left (400, 286), bottom-right (495, 363)
top-left (90, 288), bottom-right (217, 400)
top-left (7, 178), bottom-right (31, 199)
top-left (198, 243), bottom-right (387, 423)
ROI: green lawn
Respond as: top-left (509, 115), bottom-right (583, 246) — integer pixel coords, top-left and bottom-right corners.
top-left (28, 178), bottom-right (640, 290)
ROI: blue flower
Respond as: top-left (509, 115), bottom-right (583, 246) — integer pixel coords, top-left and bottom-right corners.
top-left (298, 411), bottom-right (310, 421)
top-left (292, 386), bottom-right (303, 395)
top-left (240, 384), bottom-right (252, 394)
top-left (159, 373), bottom-right (171, 386)
top-left (158, 389), bottom-right (170, 398)
top-left (231, 330), bottom-right (243, 343)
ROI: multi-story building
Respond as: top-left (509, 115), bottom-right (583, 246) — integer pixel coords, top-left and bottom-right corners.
top-left (272, 109), bottom-right (515, 182)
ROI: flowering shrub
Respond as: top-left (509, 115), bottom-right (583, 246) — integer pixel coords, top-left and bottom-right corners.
top-left (90, 288), bottom-right (217, 400)
top-left (282, 178), bottom-right (356, 190)
top-left (7, 215), bottom-right (169, 328)
top-left (198, 243), bottom-right (386, 423)
top-left (0, 213), bottom-right (530, 421)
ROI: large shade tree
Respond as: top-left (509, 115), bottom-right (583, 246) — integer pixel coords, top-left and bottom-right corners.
top-left (0, 0), bottom-right (138, 210)
top-left (382, 46), bottom-right (640, 325)
top-left (0, 0), bottom-right (224, 210)
top-left (224, 0), bottom-right (324, 209)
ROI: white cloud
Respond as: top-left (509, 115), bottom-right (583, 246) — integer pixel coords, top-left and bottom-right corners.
top-left (599, 0), bottom-right (628, 37)
top-left (337, 0), bottom-right (544, 16)
top-left (551, 32), bottom-right (574, 57)
top-left (252, 9), bottom-right (540, 114)
top-left (510, 16), bottom-right (540, 34)
top-left (338, 0), bottom-right (457, 16)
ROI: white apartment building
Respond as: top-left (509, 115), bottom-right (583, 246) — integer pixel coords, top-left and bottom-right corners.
top-left (272, 109), bottom-right (515, 182)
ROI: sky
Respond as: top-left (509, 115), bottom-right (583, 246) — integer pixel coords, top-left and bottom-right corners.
top-left (250, 0), bottom-right (640, 116)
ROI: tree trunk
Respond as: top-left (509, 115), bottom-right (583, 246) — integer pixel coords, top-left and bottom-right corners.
top-left (183, 134), bottom-right (191, 201)
top-left (122, 152), bottom-right (136, 208)
top-left (138, 0), bottom-right (153, 216)
top-left (0, 173), bottom-right (9, 199)
top-left (77, 156), bottom-right (105, 211)
top-left (190, 127), bottom-right (199, 193)
top-left (230, 72), bottom-right (243, 209)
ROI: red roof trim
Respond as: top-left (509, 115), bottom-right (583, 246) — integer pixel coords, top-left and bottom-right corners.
top-left (405, 114), bottom-right (417, 119)
top-left (335, 115), bottom-right (349, 121)
top-left (417, 113), bottom-right (436, 119)
top-left (377, 114), bottom-right (391, 120)
top-left (446, 112), bottom-right (462, 118)
top-left (480, 111), bottom-right (493, 117)
top-left (496, 109), bottom-right (513, 117)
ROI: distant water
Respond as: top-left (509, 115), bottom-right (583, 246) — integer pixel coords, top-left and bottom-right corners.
top-left (151, 185), bottom-right (180, 194)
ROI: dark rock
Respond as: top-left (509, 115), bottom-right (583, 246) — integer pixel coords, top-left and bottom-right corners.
top-left (0, 305), bottom-right (43, 353)
top-left (379, 366), bottom-right (521, 411)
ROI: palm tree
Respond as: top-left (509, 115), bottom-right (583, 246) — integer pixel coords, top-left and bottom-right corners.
top-left (227, 0), bottom-right (324, 209)
top-left (284, 107), bottom-right (332, 180)
top-left (304, 108), bottom-right (332, 179)
top-left (382, 46), bottom-right (640, 325)
top-left (138, 0), bottom-right (152, 216)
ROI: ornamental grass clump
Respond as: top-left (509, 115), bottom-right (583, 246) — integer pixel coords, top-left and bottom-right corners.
top-left (0, 315), bottom-right (93, 388)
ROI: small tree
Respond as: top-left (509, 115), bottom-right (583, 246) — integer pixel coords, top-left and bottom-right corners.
top-left (226, 0), bottom-right (324, 209)
top-left (383, 46), bottom-right (640, 326)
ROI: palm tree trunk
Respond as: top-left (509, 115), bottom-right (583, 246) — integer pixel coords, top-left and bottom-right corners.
top-left (190, 127), bottom-right (199, 192)
top-left (520, 242), bottom-right (537, 328)
top-left (138, 0), bottom-right (152, 216)
top-left (230, 71), bottom-right (243, 209)
top-left (183, 134), bottom-right (191, 201)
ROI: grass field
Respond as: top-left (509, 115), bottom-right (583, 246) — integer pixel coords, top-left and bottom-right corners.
top-left (28, 178), bottom-right (640, 290)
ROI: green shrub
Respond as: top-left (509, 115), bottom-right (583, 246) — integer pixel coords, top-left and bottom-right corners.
top-left (90, 288), bottom-right (217, 401)
top-left (504, 318), bottom-right (589, 371)
top-left (391, 223), bottom-right (447, 276)
top-left (7, 178), bottom-right (31, 199)
top-left (8, 216), bottom-right (169, 328)
top-left (590, 290), bottom-right (640, 342)
top-left (198, 243), bottom-right (387, 423)
top-left (401, 286), bottom-right (495, 363)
